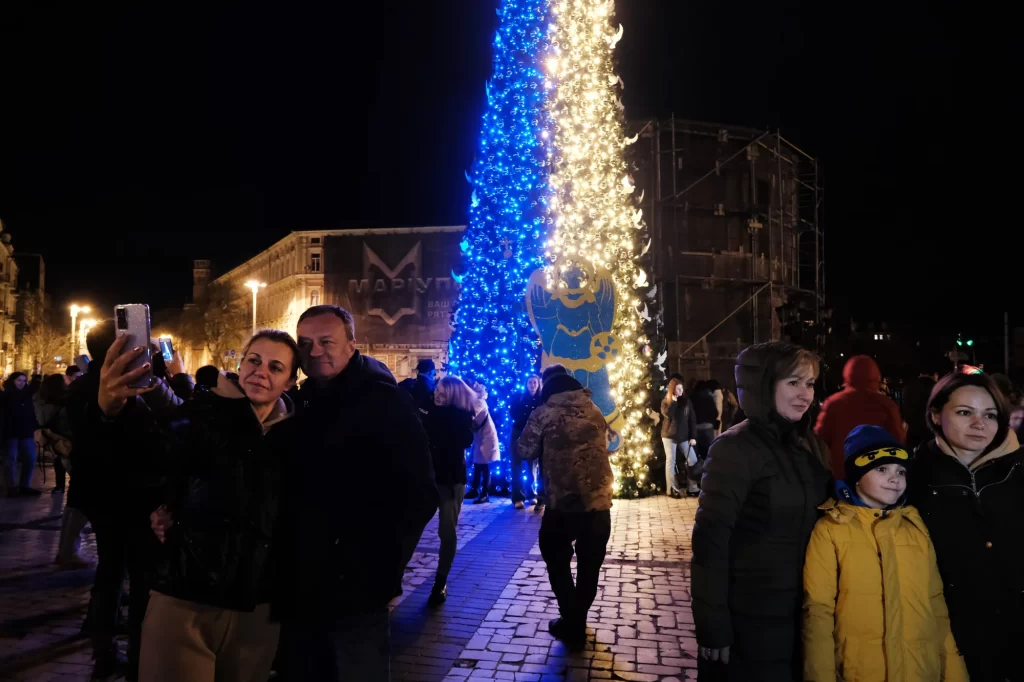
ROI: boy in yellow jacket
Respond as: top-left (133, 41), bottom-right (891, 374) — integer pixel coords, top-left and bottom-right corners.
top-left (803, 425), bottom-right (968, 682)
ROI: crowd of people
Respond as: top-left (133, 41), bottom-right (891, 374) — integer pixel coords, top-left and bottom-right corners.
top-left (5, 315), bottom-right (1023, 682)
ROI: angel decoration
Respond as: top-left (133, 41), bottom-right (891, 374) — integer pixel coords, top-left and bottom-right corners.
top-left (525, 260), bottom-right (624, 450)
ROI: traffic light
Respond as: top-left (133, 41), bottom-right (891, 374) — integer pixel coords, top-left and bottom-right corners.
top-left (957, 339), bottom-right (962, 347)
top-left (967, 339), bottom-right (974, 347)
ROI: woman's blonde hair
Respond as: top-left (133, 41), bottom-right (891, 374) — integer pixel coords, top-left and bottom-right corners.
top-left (775, 347), bottom-right (820, 381)
top-left (434, 375), bottom-right (477, 412)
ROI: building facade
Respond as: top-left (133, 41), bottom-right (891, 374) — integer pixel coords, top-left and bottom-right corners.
top-left (0, 227), bottom-right (21, 377)
top-left (13, 253), bottom-right (47, 374)
top-left (193, 226), bottom-right (465, 380)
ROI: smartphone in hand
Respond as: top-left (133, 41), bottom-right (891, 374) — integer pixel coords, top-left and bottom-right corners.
top-left (158, 337), bottom-right (173, 363)
top-left (114, 304), bottom-right (152, 388)
top-left (74, 355), bottom-right (90, 373)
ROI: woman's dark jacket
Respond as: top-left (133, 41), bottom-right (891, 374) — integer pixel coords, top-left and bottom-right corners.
top-left (510, 390), bottom-right (543, 444)
top-left (424, 404), bottom-right (475, 486)
top-left (908, 435), bottom-right (1024, 675)
top-left (666, 397), bottom-right (697, 443)
top-left (153, 383), bottom-right (295, 611)
top-left (3, 387), bottom-right (40, 439)
top-left (690, 343), bottom-right (830, 681)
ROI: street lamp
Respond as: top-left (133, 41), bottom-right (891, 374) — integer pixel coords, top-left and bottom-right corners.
top-left (69, 304), bottom-right (91, 360)
top-left (245, 280), bottom-right (266, 335)
top-left (78, 319), bottom-right (97, 357)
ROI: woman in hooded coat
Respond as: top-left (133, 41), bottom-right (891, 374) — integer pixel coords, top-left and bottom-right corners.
top-left (691, 342), bottom-right (831, 681)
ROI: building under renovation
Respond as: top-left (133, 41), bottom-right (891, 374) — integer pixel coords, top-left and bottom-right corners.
top-left (629, 118), bottom-right (825, 389)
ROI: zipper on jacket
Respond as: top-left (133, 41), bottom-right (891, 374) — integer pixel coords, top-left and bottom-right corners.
top-left (928, 460), bottom-right (1018, 502)
top-left (975, 462), bottom-right (1019, 497)
top-left (943, 455), bottom-right (998, 495)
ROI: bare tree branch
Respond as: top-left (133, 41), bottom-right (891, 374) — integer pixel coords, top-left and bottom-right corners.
top-left (176, 282), bottom-right (250, 370)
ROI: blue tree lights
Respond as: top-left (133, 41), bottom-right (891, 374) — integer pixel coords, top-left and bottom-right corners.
top-left (447, 0), bottom-right (553, 490)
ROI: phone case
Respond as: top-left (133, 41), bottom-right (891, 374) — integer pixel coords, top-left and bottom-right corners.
top-left (114, 304), bottom-right (152, 388)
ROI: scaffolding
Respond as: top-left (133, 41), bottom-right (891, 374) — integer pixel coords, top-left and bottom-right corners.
top-left (629, 118), bottom-right (825, 386)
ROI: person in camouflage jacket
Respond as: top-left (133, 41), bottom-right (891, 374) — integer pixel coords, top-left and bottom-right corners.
top-left (518, 365), bottom-right (614, 649)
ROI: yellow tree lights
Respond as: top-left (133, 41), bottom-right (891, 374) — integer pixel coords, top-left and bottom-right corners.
top-left (543, 0), bottom-right (654, 495)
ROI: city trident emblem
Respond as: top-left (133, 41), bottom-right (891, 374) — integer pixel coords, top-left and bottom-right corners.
top-left (362, 241), bottom-right (420, 326)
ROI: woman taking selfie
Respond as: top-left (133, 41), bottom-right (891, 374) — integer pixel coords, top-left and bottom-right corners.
top-left (691, 342), bottom-right (830, 681)
top-left (124, 330), bottom-right (299, 682)
top-left (908, 372), bottom-right (1024, 682)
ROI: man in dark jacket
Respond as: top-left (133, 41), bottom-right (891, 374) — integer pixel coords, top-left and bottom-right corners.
top-left (690, 379), bottom-right (722, 458)
top-left (398, 359), bottom-right (436, 415)
top-left (278, 305), bottom-right (438, 682)
top-left (815, 355), bottom-right (906, 478)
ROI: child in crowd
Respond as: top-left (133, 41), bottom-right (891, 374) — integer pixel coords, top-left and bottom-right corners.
top-left (802, 425), bottom-right (968, 682)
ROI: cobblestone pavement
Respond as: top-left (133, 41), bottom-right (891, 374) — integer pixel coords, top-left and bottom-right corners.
top-left (1, 466), bottom-right (698, 681)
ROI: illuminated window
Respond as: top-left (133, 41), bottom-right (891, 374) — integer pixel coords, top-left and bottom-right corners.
top-left (310, 253), bottom-right (321, 272)
top-left (310, 290), bottom-right (320, 306)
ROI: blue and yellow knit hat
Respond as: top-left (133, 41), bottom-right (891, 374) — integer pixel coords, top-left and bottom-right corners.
top-left (843, 425), bottom-right (910, 486)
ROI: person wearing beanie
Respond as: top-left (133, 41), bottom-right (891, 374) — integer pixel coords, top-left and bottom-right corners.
top-left (803, 425), bottom-right (968, 682)
top-left (398, 358), bottom-right (437, 415)
top-left (517, 363), bottom-right (615, 650)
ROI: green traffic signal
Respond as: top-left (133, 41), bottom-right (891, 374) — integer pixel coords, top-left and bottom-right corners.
top-left (967, 339), bottom-right (974, 347)
top-left (957, 340), bottom-right (963, 347)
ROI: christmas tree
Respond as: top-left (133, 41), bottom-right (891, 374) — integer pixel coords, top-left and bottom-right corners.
top-left (447, 0), bottom-right (553, 492)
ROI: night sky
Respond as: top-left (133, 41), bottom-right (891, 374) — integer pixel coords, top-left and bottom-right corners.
top-left (1, 1), bottom-right (1017, 340)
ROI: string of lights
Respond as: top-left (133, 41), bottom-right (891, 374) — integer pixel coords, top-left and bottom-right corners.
top-left (448, 0), bottom-right (554, 492)
top-left (543, 0), bottom-right (655, 496)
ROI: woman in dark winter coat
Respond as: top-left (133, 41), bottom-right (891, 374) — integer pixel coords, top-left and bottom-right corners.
top-left (691, 343), bottom-right (830, 681)
top-left (138, 330), bottom-right (299, 682)
top-left (423, 375), bottom-right (477, 606)
top-left (907, 371), bottom-right (1024, 682)
top-left (3, 372), bottom-right (42, 496)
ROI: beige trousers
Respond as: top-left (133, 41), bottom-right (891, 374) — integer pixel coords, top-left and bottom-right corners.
top-left (139, 591), bottom-right (280, 682)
